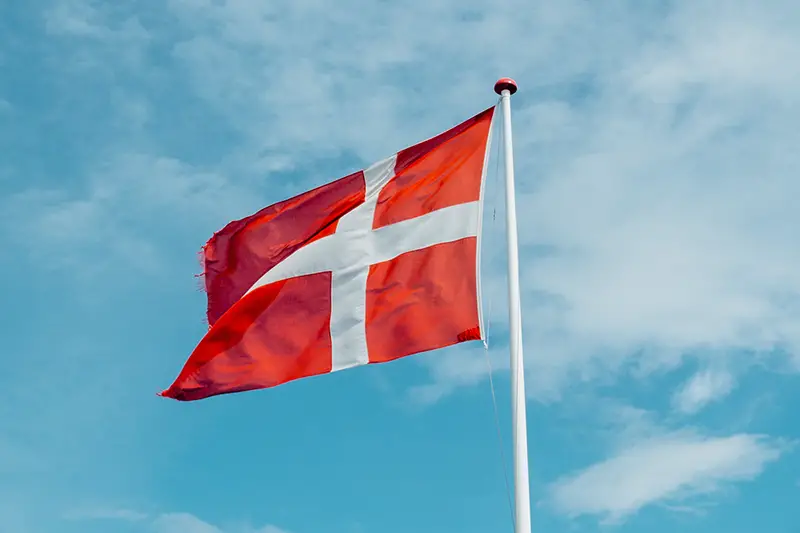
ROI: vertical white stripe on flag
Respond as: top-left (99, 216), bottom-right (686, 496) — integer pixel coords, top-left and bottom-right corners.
top-left (329, 155), bottom-right (397, 372)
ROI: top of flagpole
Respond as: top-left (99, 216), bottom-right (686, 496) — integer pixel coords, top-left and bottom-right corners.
top-left (494, 77), bottom-right (518, 95)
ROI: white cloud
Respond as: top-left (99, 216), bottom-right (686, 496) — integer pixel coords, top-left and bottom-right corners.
top-left (2, 186), bottom-right (161, 278)
top-left (63, 506), bottom-right (148, 521)
top-left (548, 432), bottom-right (786, 523)
top-left (153, 513), bottom-right (224, 533)
top-left (672, 369), bottom-right (736, 414)
top-left (407, 344), bottom-right (507, 406)
top-left (151, 512), bottom-right (290, 533)
top-left (66, 509), bottom-right (289, 533)
top-left (44, 0), bottom-right (148, 42)
top-left (0, 152), bottom-right (267, 280)
top-left (42, 0), bottom-right (151, 75)
top-left (44, 0), bottom-right (108, 37)
top-left (405, 0), bottom-right (800, 400)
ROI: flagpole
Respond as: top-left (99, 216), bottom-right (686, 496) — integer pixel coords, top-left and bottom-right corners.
top-left (494, 78), bottom-right (531, 533)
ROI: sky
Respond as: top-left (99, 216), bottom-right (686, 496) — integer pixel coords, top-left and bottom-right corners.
top-left (1, 0), bottom-right (799, 532)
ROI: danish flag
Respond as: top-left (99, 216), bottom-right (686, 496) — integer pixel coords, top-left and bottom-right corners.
top-left (160, 106), bottom-right (495, 401)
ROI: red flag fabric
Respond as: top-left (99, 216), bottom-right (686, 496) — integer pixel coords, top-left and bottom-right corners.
top-left (160, 107), bottom-right (496, 401)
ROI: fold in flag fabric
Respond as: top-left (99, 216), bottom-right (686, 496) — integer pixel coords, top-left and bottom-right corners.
top-left (160, 106), bottom-right (496, 401)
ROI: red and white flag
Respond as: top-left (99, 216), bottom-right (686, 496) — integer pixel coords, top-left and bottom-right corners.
top-left (160, 106), bottom-right (496, 401)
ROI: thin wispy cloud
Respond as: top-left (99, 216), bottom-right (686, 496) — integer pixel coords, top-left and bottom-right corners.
top-left (63, 506), bottom-right (149, 522)
top-left (672, 369), bottom-right (737, 415)
top-left (152, 513), bottom-right (228, 533)
top-left (154, 513), bottom-right (290, 533)
top-left (548, 431), bottom-right (786, 524)
top-left (66, 508), bottom-right (289, 533)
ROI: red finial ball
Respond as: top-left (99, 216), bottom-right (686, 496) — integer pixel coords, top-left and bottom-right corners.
top-left (494, 77), bottom-right (518, 95)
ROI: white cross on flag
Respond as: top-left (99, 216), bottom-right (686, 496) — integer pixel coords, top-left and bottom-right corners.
top-left (161, 106), bottom-right (496, 401)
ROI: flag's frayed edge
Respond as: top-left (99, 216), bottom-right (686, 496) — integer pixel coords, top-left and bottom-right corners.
top-left (195, 246), bottom-right (207, 289)
top-left (195, 242), bottom-right (212, 328)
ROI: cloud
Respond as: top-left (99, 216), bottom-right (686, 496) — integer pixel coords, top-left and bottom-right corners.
top-left (672, 369), bottom-right (736, 414)
top-left (548, 431), bottom-right (786, 523)
top-left (404, 0), bottom-right (800, 401)
top-left (42, 0), bottom-right (151, 75)
top-left (43, 0), bottom-right (110, 37)
top-left (133, 511), bottom-right (289, 533)
top-left (153, 513), bottom-right (225, 533)
top-left (0, 152), bottom-right (267, 282)
top-left (406, 343), bottom-right (508, 406)
top-left (43, 0), bottom-right (149, 44)
top-left (65, 508), bottom-right (289, 533)
top-left (162, 0), bottom-right (671, 166)
top-left (63, 507), bottom-right (148, 521)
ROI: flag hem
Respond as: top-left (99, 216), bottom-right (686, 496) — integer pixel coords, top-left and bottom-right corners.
top-left (475, 105), bottom-right (497, 344)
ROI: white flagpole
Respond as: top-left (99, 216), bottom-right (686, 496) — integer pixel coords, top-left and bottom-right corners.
top-left (494, 78), bottom-right (531, 533)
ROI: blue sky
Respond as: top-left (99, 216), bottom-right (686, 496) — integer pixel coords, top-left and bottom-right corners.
top-left (2, 1), bottom-right (800, 532)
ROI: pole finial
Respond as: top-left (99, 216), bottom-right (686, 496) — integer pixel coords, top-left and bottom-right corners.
top-left (494, 77), bottom-right (518, 95)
